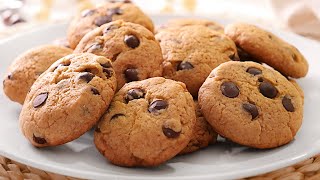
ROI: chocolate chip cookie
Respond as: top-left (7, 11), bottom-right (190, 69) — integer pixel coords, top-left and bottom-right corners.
top-left (157, 18), bottom-right (224, 33)
top-left (3, 45), bottom-right (72, 104)
top-left (67, 1), bottom-right (154, 49)
top-left (199, 61), bottom-right (304, 149)
top-left (20, 53), bottom-right (117, 147)
top-left (75, 20), bottom-right (163, 90)
top-left (156, 25), bottom-right (238, 97)
top-left (225, 23), bottom-right (308, 78)
top-left (179, 101), bottom-right (217, 155)
top-left (94, 77), bottom-right (195, 167)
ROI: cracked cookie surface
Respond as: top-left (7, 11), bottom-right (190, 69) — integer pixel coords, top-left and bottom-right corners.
top-left (156, 25), bottom-right (238, 97)
top-left (3, 45), bottom-right (72, 104)
top-left (19, 53), bottom-right (117, 147)
top-left (179, 101), bottom-right (217, 155)
top-left (225, 23), bottom-right (308, 78)
top-left (67, 1), bottom-right (154, 49)
top-left (198, 61), bottom-right (303, 149)
top-left (94, 77), bottom-right (195, 167)
top-left (75, 20), bottom-right (163, 90)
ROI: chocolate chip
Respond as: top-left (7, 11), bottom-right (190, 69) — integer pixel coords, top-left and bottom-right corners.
top-left (7, 73), bottom-right (12, 80)
top-left (125, 88), bottom-right (145, 102)
top-left (94, 15), bottom-right (112, 27)
top-left (124, 35), bottom-right (140, 48)
top-left (242, 103), bottom-right (259, 119)
top-left (247, 67), bottom-right (262, 75)
top-left (268, 34), bottom-right (273, 39)
top-left (101, 61), bottom-right (112, 68)
top-left (111, 114), bottom-right (125, 120)
top-left (259, 81), bottom-right (278, 98)
top-left (258, 77), bottom-right (264, 82)
top-left (79, 72), bottom-right (94, 83)
top-left (124, 68), bottom-right (138, 82)
top-left (282, 96), bottom-right (295, 112)
top-left (148, 100), bottom-right (168, 113)
top-left (88, 43), bottom-right (103, 52)
top-left (33, 92), bottom-right (48, 108)
top-left (33, 134), bottom-right (47, 144)
top-left (81, 9), bottom-right (95, 17)
top-left (177, 61), bottom-right (194, 71)
top-left (123, 0), bottom-right (132, 3)
top-left (229, 53), bottom-right (240, 61)
top-left (162, 126), bottom-right (180, 138)
top-left (91, 88), bottom-right (100, 95)
top-left (103, 68), bottom-right (113, 78)
top-left (220, 82), bottom-right (239, 98)
top-left (109, 7), bottom-right (123, 15)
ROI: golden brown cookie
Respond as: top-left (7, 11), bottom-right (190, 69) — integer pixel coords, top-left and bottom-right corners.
top-left (157, 18), bottom-right (224, 33)
top-left (20, 53), bottom-right (117, 147)
top-left (94, 77), bottom-right (195, 167)
top-left (179, 101), bottom-right (217, 155)
top-left (3, 45), bottom-right (72, 104)
top-left (74, 20), bottom-right (163, 90)
top-left (67, 1), bottom-right (154, 49)
top-left (225, 23), bottom-right (308, 78)
top-left (199, 61), bottom-right (303, 149)
top-left (156, 25), bottom-right (238, 97)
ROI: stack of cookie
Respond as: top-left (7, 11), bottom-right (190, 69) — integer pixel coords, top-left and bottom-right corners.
top-left (2, 0), bottom-right (308, 167)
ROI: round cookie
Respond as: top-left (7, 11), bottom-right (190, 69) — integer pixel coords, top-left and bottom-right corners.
top-left (156, 25), bottom-right (239, 97)
top-left (179, 101), bottom-right (217, 155)
top-left (74, 20), bottom-right (163, 90)
top-left (225, 23), bottom-right (308, 78)
top-left (3, 45), bottom-right (73, 104)
top-left (67, 1), bottom-right (154, 49)
top-left (199, 61), bottom-right (303, 149)
top-left (94, 77), bottom-right (195, 167)
top-left (19, 53), bottom-right (117, 147)
top-left (157, 18), bottom-right (224, 33)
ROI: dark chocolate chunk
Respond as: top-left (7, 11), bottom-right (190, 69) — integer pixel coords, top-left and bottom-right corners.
top-left (220, 82), bottom-right (239, 98)
top-left (79, 72), bottom-right (94, 83)
top-left (162, 126), bottom-right (180, 138)
top-left (91, 87), bottom-right (100, 95)
top-left (125, 88), bottom-right (145, 102)
top-left (247, 67), bottom-right (262, 75)
top-left (177, 61), bottom-right (194, 71)
top-left (124, 68), bottom-right (138, 82)
top-left (124, 35), bottom-right (140, 48)
top-left (148, 100), bottom-right (168, 113)
top-left (282, 96), bottom-right (295, 112)
top-left (259, 81), bottom-right (278, 98)
top-left (242, 103), bottom-right (259, 119)
top-left (33, 134), bottom-right (47, 144)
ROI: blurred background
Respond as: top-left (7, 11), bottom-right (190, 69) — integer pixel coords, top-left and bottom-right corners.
top-left (0, 0), bottom-right (319, 40)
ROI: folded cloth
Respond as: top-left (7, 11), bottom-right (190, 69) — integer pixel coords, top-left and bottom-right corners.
top-left (271, 0), bottom-right (320, 40)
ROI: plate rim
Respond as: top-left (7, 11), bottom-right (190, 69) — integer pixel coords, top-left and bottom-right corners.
top-left (1, 16), bottom-right (320, 180)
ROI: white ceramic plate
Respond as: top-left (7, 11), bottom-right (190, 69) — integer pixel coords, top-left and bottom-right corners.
top-left (1, 15), bottom-right (320, 180)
